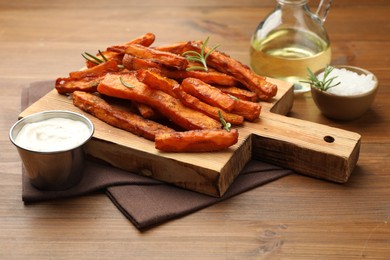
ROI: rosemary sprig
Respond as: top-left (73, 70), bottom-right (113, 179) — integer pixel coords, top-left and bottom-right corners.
top-left (119, 76), bottom-right (135, 88)
top-left (98, 50), bottom-right (108, 62)
top-left (218, 110), bottom-right (231, 132)
top-left (182, 36), bottom-right (220, 72)
top-left (81, 50), bottom-right (108, 65)
top-left (301, 65), bottom-right (341, 91)
top-left (228, 94), bottom-right (239, 100)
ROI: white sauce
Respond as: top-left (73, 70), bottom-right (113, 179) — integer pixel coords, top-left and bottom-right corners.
top-left (15, 117), bottom-right (91, 152)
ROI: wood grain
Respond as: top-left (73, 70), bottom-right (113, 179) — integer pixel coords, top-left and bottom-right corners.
top-left (1, 0), bottom-right (390, 258)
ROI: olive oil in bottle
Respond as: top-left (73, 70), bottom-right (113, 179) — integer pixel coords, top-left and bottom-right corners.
top-left (250, 28), bottom-right (331, 93)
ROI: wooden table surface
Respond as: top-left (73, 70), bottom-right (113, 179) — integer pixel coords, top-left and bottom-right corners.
top-left (1, 0), bottom-right (389, 259)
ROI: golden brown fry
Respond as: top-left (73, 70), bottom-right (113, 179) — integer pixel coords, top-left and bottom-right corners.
top-left (155, 129), bottom-right (239, 152)
top-left (106, 32), bottom-right (156, 53)
top-left (133, 102), bottom-right (161, 120)
top-left (72, 91), bottom-right (174, 141)
top-left (173, 85), bottom-right (244, 125)
top-left (125, 44), bottom-right (188, 70)
top-left (86, 33), bottom-right (156, 68)
top-left (69, 60), bottom-right (121, 80)
top-left (154, 41), bottom-right (191, 54)
top-left (136, 69), bottom-right (180, 98)
top-left (163, 69), bottom-right (240, 86)
top-left (97, 73), bottom-right (221, 130)
top-left (85, 51), bottom-right (124, 69)
top-left (55, 76), bottom-right (101, 94)
top-left (181, 78), bottom-right (236, 112)
top-left (122, 54), bottom-right (161, 71)
top-left (189, 41), bottom-right (277, 100)
top-left (213, 85), bottom-right (259, 102)
top-left (160, 41), bottom-right (277, 100)
top-left (231, 99), bottom-right (261, 122)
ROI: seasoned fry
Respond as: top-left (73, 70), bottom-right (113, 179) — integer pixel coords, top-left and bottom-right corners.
top-left (69, 60), bottom-right (121, 80)
top-left (136, 69), bottom-right (179, 98)
top-left (85, 33), bottom-right (156, 68)
top-left (123, 55), bottom-right (232, 87)
top-left (133, 102), bottom-right (161, 120)
top-left (173, 85), bottom-right (244, 125)
top-left (213, 85), bottom-right (259, 102)
top-left (154, 41), bottom-right (191, 54)
top-left (124, 44), bottom-right (188, 70)
top-left (155, 129), bottom-right (239, 152)
top-left (164, 69), bottom-right (240, 86)
top-left (122, 54), bottom-right (161, 71)
top-left (97, 73), bottom-right (221, 130)
top-left (85, 51), bottom-right (124, 69)
top-left (181, 78), bottom-right (236, 112)
top-left (55, 76), bottom-right (101, 94)
top-left (231, 99), bottom-right (261, 122)
top-left (72, 91), bottom-right (174, 141)
top-left (189, 42), bottom-right (277, 100)
top-left (106, 32), bottom-right (156, 54)
top-left (180, 77), bottom-right (261, 121)
top-left (160, 41), bottom-right (277, 100)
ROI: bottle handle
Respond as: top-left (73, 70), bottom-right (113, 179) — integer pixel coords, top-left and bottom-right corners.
top-left (316, 0), bottom-right (333, 22)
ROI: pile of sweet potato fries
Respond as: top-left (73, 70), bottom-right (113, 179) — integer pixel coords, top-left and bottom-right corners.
top-left (55, 33), bottom-right (278, 152)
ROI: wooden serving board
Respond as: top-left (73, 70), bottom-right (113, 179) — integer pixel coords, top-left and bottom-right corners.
top-left (19, 78), bottom-right (361, 197)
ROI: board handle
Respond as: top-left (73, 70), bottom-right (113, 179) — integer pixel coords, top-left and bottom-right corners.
top-left (249, 114), bottom-right (361, 183)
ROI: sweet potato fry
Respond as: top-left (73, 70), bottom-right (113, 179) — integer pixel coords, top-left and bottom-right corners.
top-left (72, 91), bottom-right (174, 141)
top-left (173, 85), bottom-right (244, 125)
top-left (55, 76), bottom-right (101, 94)
top-left (193, 42), bottom-right (277, 100)
top-left (69, 60), bottom-right (121, 80)
top-left (181, 78), bottom-right (236, 112)
top-left (155, 129), bottom-right (239, 152)
top-left (165, 41), bottom-right (277, 100)
top-left (163, 69), bottom-right (240, 87)
top-left (85, 33), bottom-right (156, 68)
top-left (85, 51), bottom-right (124, 68)
top-left (122, 54), bottom-right (162, 71)
top-left (133, 102), bottom-right (161, 120)
top-left (106, 32), bottom-right (156, 54)
top-left (231, 99), bottom-right (261, 122)
top-left (136, 69), bottom-right (179, 98)
top-left (124, 44), bottom-right (188, 70)
top-left (97, 73), bottom-right (221, 130)
top-left (213, 85), bottom-right (258, 102)
top-left (154, 41), bottom-right (191, 54)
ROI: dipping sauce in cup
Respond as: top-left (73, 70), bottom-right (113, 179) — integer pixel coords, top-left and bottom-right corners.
top-left (9, 110), bottom-right (94, 190)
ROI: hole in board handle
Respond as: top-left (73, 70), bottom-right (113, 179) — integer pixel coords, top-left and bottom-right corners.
top-left (323, 135), bottom-right (335, 143)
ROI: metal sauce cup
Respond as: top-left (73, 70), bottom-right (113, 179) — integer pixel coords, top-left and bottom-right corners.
top-left (9, 110), bottom-right (94, 191)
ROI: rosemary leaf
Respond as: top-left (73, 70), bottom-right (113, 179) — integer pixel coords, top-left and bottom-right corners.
top-left (98, 50), bottom-right (108, 62)
top-left (84, 52), bottom-right (104, 64)
top-left (81, 53), bottom-right (100, 65)
top-left (228, 94), bottom-right (239, 100)
top-left (301, 65), bottom-right (340, 92)
top-left (119, 76), bottom-right (135, 88)
top-left (183, 36), bottom-right (220, 72)
top-left (218, 110), bottom-right (232, 132)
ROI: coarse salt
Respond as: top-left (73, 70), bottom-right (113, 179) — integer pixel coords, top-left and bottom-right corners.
top-left (317, 67), bottom-right (376, 96)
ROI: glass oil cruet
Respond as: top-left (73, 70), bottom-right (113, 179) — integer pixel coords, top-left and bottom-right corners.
top-left (250, 0), bottom-right (333, 93)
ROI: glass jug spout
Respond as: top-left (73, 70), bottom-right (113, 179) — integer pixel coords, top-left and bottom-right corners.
top-left (316, 0), bottom-right (333, 22)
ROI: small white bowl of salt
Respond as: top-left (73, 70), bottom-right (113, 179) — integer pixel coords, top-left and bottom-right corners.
top-left (309, 65), bottom-right (378, 120)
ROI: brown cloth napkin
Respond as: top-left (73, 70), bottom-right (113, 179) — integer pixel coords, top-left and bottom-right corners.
top-left (21, 81), bottom-right (292, 230)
